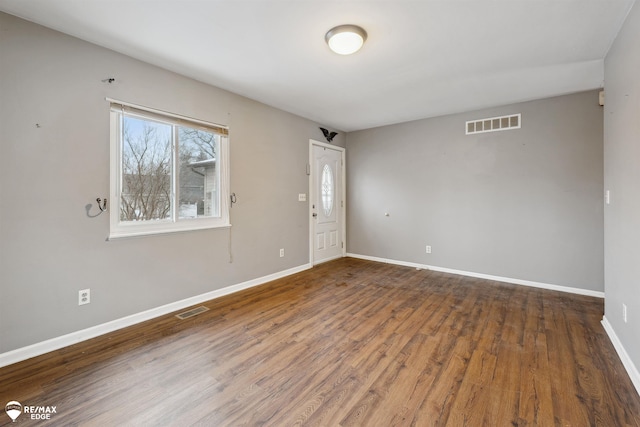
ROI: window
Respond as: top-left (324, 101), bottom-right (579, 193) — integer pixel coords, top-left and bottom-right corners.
top-left (109, 101), bottom-right (229, 238)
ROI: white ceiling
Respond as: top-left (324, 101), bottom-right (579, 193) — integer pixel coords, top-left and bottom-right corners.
top-left (0, 0), bottom-right (635, 131)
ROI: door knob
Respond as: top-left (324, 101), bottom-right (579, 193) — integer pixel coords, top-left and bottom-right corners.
top-left (312, 213), bottom-right (318, 218)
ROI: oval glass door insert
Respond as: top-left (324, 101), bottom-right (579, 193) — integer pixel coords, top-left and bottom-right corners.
top-left (321, 164), bottom-right (334, 217)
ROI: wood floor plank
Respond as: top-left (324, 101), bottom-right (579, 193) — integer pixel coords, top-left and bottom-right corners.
top-left (517, 331), bottom-right (554, 426)
top-left (1, 257), bottom-right (639, 426)
top-left (446, 349), bottom-right (497, 426)
top-left (411, 336), bottom-right (474, 426)
top-left (544, 293), bottom-right (596, 426)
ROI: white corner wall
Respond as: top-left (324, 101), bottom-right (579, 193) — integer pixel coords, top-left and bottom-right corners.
top-left (603, 1), bottom-right (640, 394)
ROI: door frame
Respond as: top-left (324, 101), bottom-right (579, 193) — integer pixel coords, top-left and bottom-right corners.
top-left (309, 139), bottom-right (346, 265)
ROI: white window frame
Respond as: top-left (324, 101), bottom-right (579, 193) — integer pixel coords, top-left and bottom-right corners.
top-left (108, 99), bottom-right (230, 239)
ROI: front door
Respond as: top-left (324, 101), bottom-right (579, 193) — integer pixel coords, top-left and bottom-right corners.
top-left (311, 142), bottom-right (344, 264)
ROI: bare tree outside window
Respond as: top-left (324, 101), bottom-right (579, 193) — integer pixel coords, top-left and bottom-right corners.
top-left (119, 116), bottom-right (220, 222)
top-left (120, 117), bottom-right (172, 221)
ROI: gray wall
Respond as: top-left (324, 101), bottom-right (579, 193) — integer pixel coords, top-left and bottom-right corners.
top-left (604, 2), bottom-right (640, 372)
top-left (0, 13), bottom-right (343, 353)
top-left (346, 91), bottom-right (604, 292)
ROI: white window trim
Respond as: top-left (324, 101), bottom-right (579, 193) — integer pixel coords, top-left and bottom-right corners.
top-left (108, 99), bottom-right (230, 240)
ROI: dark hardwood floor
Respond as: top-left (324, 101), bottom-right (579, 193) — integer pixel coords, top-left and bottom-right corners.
top-left (1, 257), bottom-right (639, 426)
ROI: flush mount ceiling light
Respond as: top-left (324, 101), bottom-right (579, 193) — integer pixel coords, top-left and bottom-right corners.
top-left (325, 24), bottom-right (367, 55)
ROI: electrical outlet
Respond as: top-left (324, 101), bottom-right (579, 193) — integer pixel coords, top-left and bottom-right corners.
top-left (79, 289), bottom-right (90, 306)
top-left (426, 245), bottom-right (432, 254)
top-left (623, 304), bottom-right (627, 323)
top-left (280, 248), bottom-right (285, 257)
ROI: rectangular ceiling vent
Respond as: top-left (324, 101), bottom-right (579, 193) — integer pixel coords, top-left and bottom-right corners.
top-left (175, 305), bottom-right (210, 320)
top-left (466, 113), bottom-right (521, 135)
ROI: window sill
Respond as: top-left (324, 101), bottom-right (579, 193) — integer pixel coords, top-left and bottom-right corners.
top-left (108, 222), bottom-right (231, 240)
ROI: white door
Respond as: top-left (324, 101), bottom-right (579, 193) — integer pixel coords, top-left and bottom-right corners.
top-left (311, 142), bottom-right (344, 264)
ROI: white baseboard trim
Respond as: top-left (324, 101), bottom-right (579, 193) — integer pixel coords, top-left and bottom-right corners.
top-left (347, 253), bottom-right (605, 298)
top-left (0, 263), bottom-right (312, 369)
top-left (601, 316), bottom-right (640, 396)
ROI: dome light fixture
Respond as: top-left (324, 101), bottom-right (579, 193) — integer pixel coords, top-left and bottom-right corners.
top-left (325, 24), bottom-right (367, 55)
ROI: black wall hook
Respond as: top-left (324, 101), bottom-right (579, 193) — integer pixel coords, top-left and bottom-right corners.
top-left (97, 197), bottom-right (108, 212)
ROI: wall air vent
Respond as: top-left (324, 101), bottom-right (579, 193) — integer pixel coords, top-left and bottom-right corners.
top-left (175, 306), bottom-right (210, 320)
top-left (466, 113), bottom-right (521, 135)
